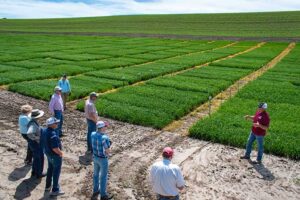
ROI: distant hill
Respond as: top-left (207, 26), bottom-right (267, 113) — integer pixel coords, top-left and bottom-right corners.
top-left (1, 11), bottom-right (300, 38)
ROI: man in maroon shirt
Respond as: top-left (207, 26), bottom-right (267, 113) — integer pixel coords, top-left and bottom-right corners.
top-left (240, 102), bottom-right (270, 164)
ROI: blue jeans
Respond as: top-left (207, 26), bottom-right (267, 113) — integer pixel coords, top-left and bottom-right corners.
top-left (54, 110), bottom-right (63, 136)
top-left (93, 156), bottom-right (108, 196)
top-left (87, 119), bottom-right (96, 152)
top-left (46, 154), bottom-right (62, 192)
top-left (245, 132), bottom-right (264, 161)
top-left (21, 134), bottom-right (33, 162)
top-left (157, 195), bottom-right (179, 200)
top-left (28, 139), bottom-right (44, 177)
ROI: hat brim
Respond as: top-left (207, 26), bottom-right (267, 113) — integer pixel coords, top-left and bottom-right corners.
top-left (30, 110), bottom-right (45, 119)
top-left (47, 120), bottom-right (60, 125)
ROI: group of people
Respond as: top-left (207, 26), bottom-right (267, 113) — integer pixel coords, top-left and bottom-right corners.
top-left (18, 73), bottom-right (271, 200)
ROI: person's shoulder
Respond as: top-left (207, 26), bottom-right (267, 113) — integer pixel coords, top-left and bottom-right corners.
top-left (91, 131), bottom-right (97, 137)
top-left (170, 163), bottom-right (181, 170)
top-left (102, 134), bottom-right (109, 140)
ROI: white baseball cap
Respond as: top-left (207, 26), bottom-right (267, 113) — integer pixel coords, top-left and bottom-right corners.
top-left (96, 121), bottom-right (109, 129)
top-left (46, 117), bottom-right (60, 126)
top-left (258, 102), bottom-right (268, 109)
top-left (54, 86), bottom-right (62, 91)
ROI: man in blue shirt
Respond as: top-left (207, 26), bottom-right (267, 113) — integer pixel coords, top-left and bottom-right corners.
top-left (91, 121), bottom-right (113, 200)
top-left (58, 74), bottom-right (71, 110)
top-left (41, 117), bottom-right (64, 196)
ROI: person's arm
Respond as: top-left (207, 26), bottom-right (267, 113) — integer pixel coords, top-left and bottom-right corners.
top-left (244, 115), bottom-right (254, 121)
top-left (253, 122), bottom-right (269, 130)
top-left (176, 168), bottom-right (185, 191)
top-left (52, 148), bottom-right (63, 157)
top-left (49, 96), bottom-right (55, 115)
top-left (67, 80), bottom-right (71, 92)
top-left (88, 105), bottom-right (98, 123)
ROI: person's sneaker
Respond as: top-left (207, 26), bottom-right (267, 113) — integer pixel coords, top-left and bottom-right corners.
top-left (50, 190), bottom-right (65, 196)
top-left (45, 186), bottom-right (51, 192)
top-left (252, 160), bottom-right (262, 165)
top-left (100, 194), bottom-right (114, 200)
top-left (91, 191), bottom-right (99, 200)
top-left (240, 155), bottom-right (250, 160)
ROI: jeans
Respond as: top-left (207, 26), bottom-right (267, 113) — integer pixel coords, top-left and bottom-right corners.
top-left (54, 110), bottom-right (63, 136)
top-left (93, 156), bottom-right (108, 196)
top-left (28, 139), bottom-right (44, 177)
top-left (245, 132), bottom-right (264, 161)
top-left (21, 134), bottom-right (33, 162)
top-left (46, 154), bottom-right (62, 192)
top-left (87, 119), bottom-right (96, 152)
top-left (157, 195), bottom-right (180, 200)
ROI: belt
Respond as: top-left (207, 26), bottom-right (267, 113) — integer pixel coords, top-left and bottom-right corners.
top-left (93, 154), bottom-right (107, 159)
top-left (158, 194), bottom-right (178, 199)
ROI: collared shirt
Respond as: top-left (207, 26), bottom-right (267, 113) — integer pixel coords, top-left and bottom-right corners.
top-left (91, 131), bottom-right (110, 158)
top-left (252, 111), bottom-right (270, 136)
top-left (85, 99), bottom-right (98, 120)
top-left (18, 114), bottom-right (31, 134)
top-left (41, 127), bottom-right (62, 156)
top-left (150, 159), bottom-right (185, 196)
top-left (58, 79), bottom-right (71, 93)
top-left (49, 93), bottom-right (64, 113)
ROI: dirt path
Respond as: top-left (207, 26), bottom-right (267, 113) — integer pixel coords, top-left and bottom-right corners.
top-left (0, 90), bottom-right (299, 200)
top-left (164, 42), bottom-right (295, 135)
top-left (1, 31), bottom-right (300, 42)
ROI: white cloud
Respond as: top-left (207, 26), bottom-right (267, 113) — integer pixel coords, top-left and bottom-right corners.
top-left (0, 0), bottom-right (299, 19)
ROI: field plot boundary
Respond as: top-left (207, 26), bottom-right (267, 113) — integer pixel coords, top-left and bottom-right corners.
top-left (1, 31), bottom-right (300, 42)
top-left (164, 42), bottom-right (296, 135)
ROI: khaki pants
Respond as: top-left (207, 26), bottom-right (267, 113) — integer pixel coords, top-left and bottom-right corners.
top-left (62, 92), bottom-right (69, 109)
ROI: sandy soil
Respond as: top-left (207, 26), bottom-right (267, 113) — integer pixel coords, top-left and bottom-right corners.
top-left (0, 90), bottom-right (299, 200)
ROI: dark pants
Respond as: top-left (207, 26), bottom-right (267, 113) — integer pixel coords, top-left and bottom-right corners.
top-left (157, 195), bottom-right (179, 200)
top-left (46, 154), bottom-right (62, 192)
top-left (87, 119), bottom-right (96, 152)
top-left (28, 139), bottom-right (44, 177)
top-left (21, 134), bottom-right (33, 163)
top-left (54, 110), bottom-right (63, 137)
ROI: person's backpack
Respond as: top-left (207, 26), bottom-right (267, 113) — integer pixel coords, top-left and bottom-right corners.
top-left (27, 120), bottom-right (42, 143)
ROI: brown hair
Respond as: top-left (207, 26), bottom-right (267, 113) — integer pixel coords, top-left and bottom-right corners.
top-left (21, 104), bottom-right (32, 114)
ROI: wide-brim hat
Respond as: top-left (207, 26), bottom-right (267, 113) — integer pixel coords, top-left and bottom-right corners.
top-left (46, 117), bottom-right (60, 126)
top-left (30, 109), bottom-right (44, 119)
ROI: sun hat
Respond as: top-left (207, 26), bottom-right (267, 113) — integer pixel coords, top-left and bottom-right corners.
top-left (46, 117), bottom-right (60, 126)
top-left (54, 86), bottom-right (62, 92)
top-left (21, 104), bottom-right (32, 114)
top-left (258, 102), bottom-right (267, 109)
top-left (96, 121), bottom-right (109, 129)
top-left (30, 109), bottom-right (44, 119)
top-left (90, 92), bottom-right (98, 98)
top-left (162, 147), bottom-right (174, 158)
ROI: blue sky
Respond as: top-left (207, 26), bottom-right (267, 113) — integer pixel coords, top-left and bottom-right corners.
top-left (0, 0), bottom-right (299, 19)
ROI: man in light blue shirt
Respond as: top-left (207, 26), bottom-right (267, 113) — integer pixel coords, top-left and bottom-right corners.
top-left (58, 74), bottom-right (71, 110)
top-left (91, 121), bottom-right (113, 200)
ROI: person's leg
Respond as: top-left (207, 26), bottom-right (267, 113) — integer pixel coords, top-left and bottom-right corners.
top-left (54, 110), bottom-right (63, 136)
top-left (256, 136), bottom-right (264, 162)
top-left (31, 141), bottom-right (43, 177)
top-left (93, 157), bottom-right (101, 194)
top-left (46, 155), bottom-right (54, 189)
top-left (27, 139), bottom-right (37, 175)
top-left (87, 119), bottom-right (96, 152)
top-left (22, 134), bottom-right (33, 163)
top-left (62, 93), bottom-right (67, 109)
top-left (99, 158), bottom-right (108, 197)
top-left (52, 155), bottom-right (62, 192)
top-left (245, 132), bottom-right (256, 158)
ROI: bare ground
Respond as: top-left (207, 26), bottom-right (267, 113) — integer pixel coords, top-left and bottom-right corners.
top-left (0, 90), bottom-right (299, 200)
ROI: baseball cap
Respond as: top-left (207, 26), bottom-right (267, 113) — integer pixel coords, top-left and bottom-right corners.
top-left (46, 117), bottom-right (60, 126)
top-left (90, 92), bottom-right (98, 98)
top-left (54, 86), bottom-right (62, 91)
top-left (96, 121), bottom-right (109, 129)
top-left (258, 102), bottom-right (267, 109)
top-left (163, 147), bottom-right (174, 158)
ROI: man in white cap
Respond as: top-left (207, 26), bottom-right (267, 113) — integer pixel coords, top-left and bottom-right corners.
top-left (150, 147), bottom-right (185, 200)
top-left (91, 121), bottom-right (113, 200)
top-left (241, 102), bottom-right (270, 164)
top-left (85, 92), bottom-right (99, 153)
top-left (41, 117), bottom-right (64, 196)
top-left (49, 86), bottom-right (64, 137)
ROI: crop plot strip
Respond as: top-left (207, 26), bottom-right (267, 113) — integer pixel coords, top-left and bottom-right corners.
top-left (189, 43), bottom-right (299, 160)
top-left (76, 43), bottom-right (287, 129)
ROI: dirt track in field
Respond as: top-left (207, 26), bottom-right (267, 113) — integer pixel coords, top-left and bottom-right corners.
top-left (1, 31), bottom-right (300, 42)
top-left (0, 90), bottom-right (299, 200)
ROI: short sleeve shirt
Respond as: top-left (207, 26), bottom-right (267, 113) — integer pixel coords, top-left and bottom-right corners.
top-left (252, 111), bottom-right (270, 136)
top-left (150, 159), bottom-right (185, 196)
top-left (91, 132), bottom-right (110, 158)
top-left (41, 127), bottom-right (62, 156)
top-left (85, 99), bottom-right (98, 119)
top-left (18, 114), bottom-right (31, 134)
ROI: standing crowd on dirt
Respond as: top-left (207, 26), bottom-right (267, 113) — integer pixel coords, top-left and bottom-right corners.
top-left (17, 74), bottom-right (270, 200)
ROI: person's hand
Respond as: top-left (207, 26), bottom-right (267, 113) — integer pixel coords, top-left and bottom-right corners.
top-left (253, 122), bottom-right (260, 127)
top-left (244, 115), bottom-right (250, 120)
top-left (60, 152), bottom-right (63, 157)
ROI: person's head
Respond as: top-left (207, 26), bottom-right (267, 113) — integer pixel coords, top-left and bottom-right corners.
top-left (21, 104), bottom-right (32, 115)
top-left (54, 86), bottom-right (62, 95)
top-left (257, 102), bottom-right (267, 113)
top-left (96, 121), bottom-right (109, 132)
top-left (30, 109), bottom-right (44, 121)
top-left (89, 92), bottom-right (98, 101)
top-left (62, 74), bottom-right (67, 80)
top-left (46, 117), bottom-right (60, 129)
top-left (162, 147), bottom-right (174, 160)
